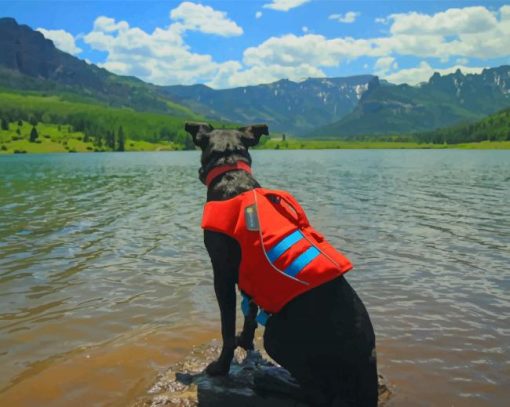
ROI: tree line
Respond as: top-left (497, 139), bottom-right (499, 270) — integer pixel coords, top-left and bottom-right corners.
top-left (0, 104), bottom-right (195, 150)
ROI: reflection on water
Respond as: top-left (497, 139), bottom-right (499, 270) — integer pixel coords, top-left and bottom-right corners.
top-left (0, 150), bottom-right (509, 406)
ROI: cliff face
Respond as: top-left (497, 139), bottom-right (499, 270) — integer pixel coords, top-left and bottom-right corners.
top-left (0, 17), bottom-right (106, 87)
top-left (0, 18), bottom-right (198, 115)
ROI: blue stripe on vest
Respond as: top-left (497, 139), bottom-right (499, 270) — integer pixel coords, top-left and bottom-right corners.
top-left (284, 246), bottom-right (320, 277)
top-left (267, 230), bottom-right (304, 263)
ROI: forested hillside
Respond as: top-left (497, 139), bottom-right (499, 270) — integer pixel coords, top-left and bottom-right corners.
top-left (414, 107), bottom-right (510, 144)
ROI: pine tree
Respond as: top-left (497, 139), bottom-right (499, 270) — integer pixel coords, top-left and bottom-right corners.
top-left (1, 118), bottom-right (8, 131)
top-left (106, 130), bottom-right (116, 150)
top-left (117, 126), bottom-right (125, 151)
top-left (30, 126), bottom-right (39, 142)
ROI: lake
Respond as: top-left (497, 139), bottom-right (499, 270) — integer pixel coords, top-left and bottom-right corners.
top-left (0, 150), bottom-right (509, 406)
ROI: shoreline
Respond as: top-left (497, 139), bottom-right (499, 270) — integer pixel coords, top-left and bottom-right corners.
top-left (1, 139), bottom-right (509, 154)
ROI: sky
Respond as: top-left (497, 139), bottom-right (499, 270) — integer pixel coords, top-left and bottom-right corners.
top-left (2, 0), bottom-right (510, 88)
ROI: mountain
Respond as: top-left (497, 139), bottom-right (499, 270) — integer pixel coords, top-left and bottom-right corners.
top-left (310, 66), bottom-right (510, 138)
top-left (0, 17), bottom-right (195, 117)
top-left (2, 17), bottom-right (510, 142)
top-left (161, 76), bottom-right (376, 134)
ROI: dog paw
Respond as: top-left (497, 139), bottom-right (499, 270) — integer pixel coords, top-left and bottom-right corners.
top-left (205, 360), bottom-right (230, 376)
top-left (236, 334), bottom-right (255, 351)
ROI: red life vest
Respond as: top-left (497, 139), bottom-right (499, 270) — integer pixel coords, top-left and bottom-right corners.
top-left (201, 188), bottom-right (353, 318)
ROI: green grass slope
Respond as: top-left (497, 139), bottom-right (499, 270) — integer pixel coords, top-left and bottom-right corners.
top-left (0, 91), bottom-right (205, 151)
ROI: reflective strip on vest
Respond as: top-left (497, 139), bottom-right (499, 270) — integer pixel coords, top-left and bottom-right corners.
top-left (266, 230), bottom-right (303, 263)
top-left (266, 229), bottom-right (320, 279)
top-left (284, 246), bottom-right (320, 277)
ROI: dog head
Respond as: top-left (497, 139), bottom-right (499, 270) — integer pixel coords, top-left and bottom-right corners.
top-left (185, 123), bottom-right (268, 183)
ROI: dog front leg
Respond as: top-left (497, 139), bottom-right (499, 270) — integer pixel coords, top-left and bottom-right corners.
top-left (236, 299), bottom-right (258, 350)
top-left (204, 232), bottom-right (238, 376)
top-left (205, 264), bottom-right (236, 376)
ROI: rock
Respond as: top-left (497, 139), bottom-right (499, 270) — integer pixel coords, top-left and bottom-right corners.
top-left (133, 341), bottom-right (391, 407)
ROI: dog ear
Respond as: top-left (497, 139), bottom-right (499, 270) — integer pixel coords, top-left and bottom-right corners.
top-left (239, 124), bottom-right (269, 147)
top-left (185, 122), bottom-right (214, 148)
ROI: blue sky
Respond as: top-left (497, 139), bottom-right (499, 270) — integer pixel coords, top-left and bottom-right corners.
top-left (2, 1), bottom-right (510, 88)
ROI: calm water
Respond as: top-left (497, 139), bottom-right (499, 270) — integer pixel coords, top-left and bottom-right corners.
top-left (0, 150), bottom-right (509, 406)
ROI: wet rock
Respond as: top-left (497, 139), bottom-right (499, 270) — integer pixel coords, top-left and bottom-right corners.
top-left (134, 340), bottom-right (391, 407)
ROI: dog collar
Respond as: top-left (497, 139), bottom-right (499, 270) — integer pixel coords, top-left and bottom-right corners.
top-left (205, 161), bottom-right (252, 187)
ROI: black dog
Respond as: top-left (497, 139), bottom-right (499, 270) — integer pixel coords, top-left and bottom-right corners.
top-left (186, 122), bottom-right (378, 407)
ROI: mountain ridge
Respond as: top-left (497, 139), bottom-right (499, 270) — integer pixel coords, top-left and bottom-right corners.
top-left (310, 66), bottom-right (510, 138)
top-left (161, 75), bottom-right (377, 134)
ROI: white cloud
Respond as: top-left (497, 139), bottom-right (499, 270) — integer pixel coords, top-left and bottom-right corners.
top-left (208, 62), bottom-right (324, 89)
top-left (329, 12), bottom-right (360, 24)
top-left (255, 11), bottom-right (263, 19)
top-left (383, 61), bottom-right (486, 85)
top-left (170, 1), bottom-right (243, 36)
top-left (375, 17), bottom-right (388, 25)
top-left (302, 26), bottom-right (309, 33)
top-left (374, 56), bottom-right (398, 76)
top-left (37, 28), bottom-right (82, 55)
top-left (83, 2), bottom-right (242, 86)
top-left (389, 6), bottom-right (497, 36)
top-left (92, 16), bottom-right (129, 33)
top-left (242, 34), bottom-right (376, 68)
top-left (263, 0), bottom-right (311, 12)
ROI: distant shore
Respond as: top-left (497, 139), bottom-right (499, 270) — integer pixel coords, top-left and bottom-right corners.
top-left (257, 139), bottom-right (510, 150)
top-left (1, 137), bottom-right (509, 154)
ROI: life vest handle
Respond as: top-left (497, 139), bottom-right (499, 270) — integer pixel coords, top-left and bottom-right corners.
top-left (262, 189), bottom-right (310, 229)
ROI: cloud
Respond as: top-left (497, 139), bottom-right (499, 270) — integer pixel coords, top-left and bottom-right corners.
top-left (242, 34), bottom-right (375, 68)
top-left (383, 61), bottom-right (486, 85)
top-left (237, 5), bottom-right (510, 76)
top-left (263, 0), bottom-right (311, 12)
top-left (170, 2), bottom-right (243, 36)
top-left (208, 62), bottom-right (324, 89)
top-left (92, 16), bottom-right (129, 33)
top-left (329, 12), bottom-right (360, 24)
top-left (255, 11), bottom-right (263, 19)
top-left (302, 26), bottom-right (309, 33)
top-left (37, 28), bottom-right (82, 55)
top-left (374, 56), bottom-right (398, 76)
top-left (389, 6), bottom-right (497, 36)
top-left (83, 2), bottom-right (242, 86)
